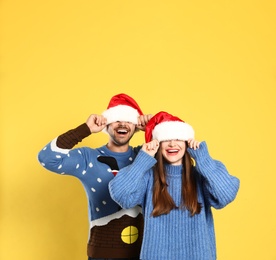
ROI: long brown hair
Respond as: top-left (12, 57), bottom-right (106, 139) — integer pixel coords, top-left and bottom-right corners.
top-left (151, 144), bottom-right (201, 217)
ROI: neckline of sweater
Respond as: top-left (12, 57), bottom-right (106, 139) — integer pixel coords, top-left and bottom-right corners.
top-left (165, 164), bottom-right (183, 176)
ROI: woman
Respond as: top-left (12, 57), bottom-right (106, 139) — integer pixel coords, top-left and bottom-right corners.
top-left (109, 111), bottom-right (240, 260)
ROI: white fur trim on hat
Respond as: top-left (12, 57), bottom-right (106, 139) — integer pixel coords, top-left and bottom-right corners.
top-left (152, 121), bottom-right (194, 142)
top-left (102, 105), bottom-right (140, 125)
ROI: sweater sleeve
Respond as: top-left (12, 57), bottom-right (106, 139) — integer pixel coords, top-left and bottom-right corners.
top-left (188, 141), bottom-right (240, 209)
top-left (37, 123), bottom-right (92, 176)
top-left (56, 123), bottom-right (91, 149)
top-left (109, 150), bottom-right (157, 209)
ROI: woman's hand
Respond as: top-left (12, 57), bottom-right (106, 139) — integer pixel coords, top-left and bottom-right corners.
top-left (141, 139), bottom-right (159, 157)
top-left (187, 138), bottom-right (201, 150)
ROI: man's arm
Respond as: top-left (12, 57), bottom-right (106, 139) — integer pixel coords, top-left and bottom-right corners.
top-left (57, 114), bottom-right (107, 149)
top-left (56, 123), bottom-right (91, 149)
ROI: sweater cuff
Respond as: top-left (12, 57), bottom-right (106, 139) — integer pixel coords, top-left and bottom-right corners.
top-left (188, 141), bottom-right (222, 174)
top-left (134, 150), bottom-right (157, 172)
top-left (188, 141), bottom-right (209, 160)
top-left (56, 123), bottom-right (91, 149)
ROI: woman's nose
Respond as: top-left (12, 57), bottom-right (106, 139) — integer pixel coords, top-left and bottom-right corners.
top-left (168, 140), bottom-right (176, 146)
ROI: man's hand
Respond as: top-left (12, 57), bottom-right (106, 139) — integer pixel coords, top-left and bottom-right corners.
top-left (86, 114), bottom-right (107, 133)
top-left (136, 114), bottom-right (153, 131)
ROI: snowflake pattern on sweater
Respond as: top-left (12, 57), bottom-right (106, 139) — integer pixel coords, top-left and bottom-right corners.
top-left (38, 139), bottom-right (143, 258)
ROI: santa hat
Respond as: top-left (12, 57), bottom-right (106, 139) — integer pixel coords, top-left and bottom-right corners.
top-left (145, 111), bottom-right (194, 143)
top-left (102, 93), bottom-right (143, 125)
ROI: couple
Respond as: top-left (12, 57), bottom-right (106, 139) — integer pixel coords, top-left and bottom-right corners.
top-left (38, 93), bottom-right (239, 260)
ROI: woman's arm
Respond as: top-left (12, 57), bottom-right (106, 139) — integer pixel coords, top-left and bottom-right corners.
top-left (188, 141), bottom-right (240, 209)
top-left (109, 149), bottom-right (157, 209)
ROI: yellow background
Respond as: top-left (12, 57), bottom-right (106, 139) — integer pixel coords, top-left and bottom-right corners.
top-left (1, 1), bottom-right (275, 259)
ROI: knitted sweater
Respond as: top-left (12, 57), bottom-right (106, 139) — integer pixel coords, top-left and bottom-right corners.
top-left (109, 141), bottom-right (240, 260)
top-left (38, 123), bottom-right (144, 258)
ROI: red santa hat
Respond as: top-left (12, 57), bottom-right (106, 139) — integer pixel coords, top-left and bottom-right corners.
top-left (102, 93), bottom-right (143, 125)
top-left (145, 111), bottom-right (194, 143)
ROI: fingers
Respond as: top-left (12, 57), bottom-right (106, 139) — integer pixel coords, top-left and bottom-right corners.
top-left (142, 139), bottom-right (159, 156)
top-left (87, 114), bottom-right (107, 126)
top-left (187, 138), bottom-right (201, 150)
top-left (94, 115), bottom-right (107, 126)
top-left (86, 114), bottom-right (107, 133)
top-left (145, 139), bottom-right (159, 151)
top-left (137, 114), bottom-right (153, 130)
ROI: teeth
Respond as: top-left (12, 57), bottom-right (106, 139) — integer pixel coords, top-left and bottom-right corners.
top-left (168, 149), bottom-right (178, 153)
top-left (117, 129), bottom-right (127, 133)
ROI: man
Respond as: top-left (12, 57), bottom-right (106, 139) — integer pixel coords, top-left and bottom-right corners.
top-left (38, 93), bottom-right (152, 260)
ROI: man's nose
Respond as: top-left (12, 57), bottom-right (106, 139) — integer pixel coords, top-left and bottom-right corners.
top-left (118, 121), bottom-right (127, 126)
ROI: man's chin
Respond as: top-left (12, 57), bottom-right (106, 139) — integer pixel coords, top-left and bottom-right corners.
top-left (114, 135), bottom-right (132, 145)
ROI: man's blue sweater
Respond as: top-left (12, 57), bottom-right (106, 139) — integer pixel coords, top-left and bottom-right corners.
top-left (38, 124), bottom-right (143, 258)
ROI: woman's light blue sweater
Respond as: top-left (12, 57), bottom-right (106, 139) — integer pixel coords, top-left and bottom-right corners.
top-left (109, 141), bottom-right (240, 260)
